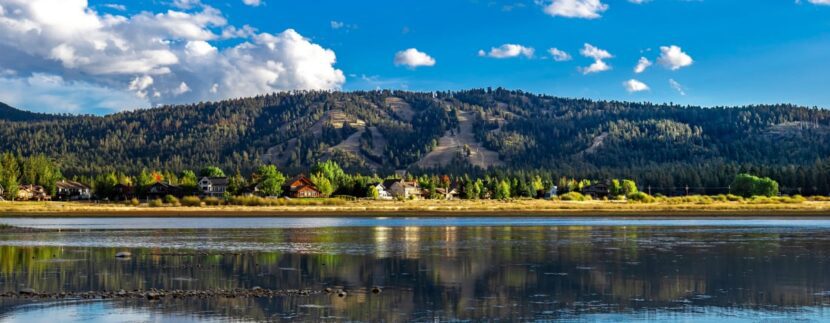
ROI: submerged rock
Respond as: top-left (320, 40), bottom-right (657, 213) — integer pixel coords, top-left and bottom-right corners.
top-left (371, 287), bottom-right (382, 294)
top-left (115, 251), bottom-right (132, 258)
top-left (19, 288), bottom-right (36, 295)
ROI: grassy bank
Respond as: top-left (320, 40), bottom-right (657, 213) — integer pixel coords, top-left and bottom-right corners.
top-left (3, 198), bottom-right (830, 217)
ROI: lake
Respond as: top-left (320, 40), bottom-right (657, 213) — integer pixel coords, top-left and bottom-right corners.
top-left (2, 217), bottom-right (830, 322)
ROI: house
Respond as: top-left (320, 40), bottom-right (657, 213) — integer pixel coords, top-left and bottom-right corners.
top-left (367, 182), bottom-right (393, 200)
top-left (199, 177), bottom-right (229, 197)
top-left (282, 175), bottom-right (322, 198)
top-left (583, 183), bottom-right (610, 199)
top-left (17, 185), bottom-right (50, 201)
top-left (147, 182), bottom-right (183, 199)
top-left (111, 184), bottom-right (134, 201)
top-left (384, 179), bottom-right (421, 199)
top-left (545, 186), bottom-right (558, 200)
top-left (435, 187), bottom-right (459, 200)
top-left (56, 180), bottom-right (92, 201)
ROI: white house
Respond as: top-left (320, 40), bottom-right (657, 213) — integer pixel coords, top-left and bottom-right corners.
top-left (368, 182), bottom-right (393, 200)
top-left (199, 177), bottom-right (229, 197)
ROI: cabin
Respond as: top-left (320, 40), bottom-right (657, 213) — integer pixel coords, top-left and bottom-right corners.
top-left (384, 179), bottom-right (421, 199)
top-left (282, 175), bottom-right (322, 198)
top-left (17, 185), bottom-right (50, 201)
top-left (111, 184), bottom-right (135, 201)
top-left (583, 183), bottom-right (610, 199)
top-left (56, 180), bottom-right (92, 201)
top-left (147, 182), bottom-right (184, 199)
top-left (367, 182), bottom-right (393, 200)
top-left (435, 187), bottom-right (459, 200)
top-left (199, 177), bottom-right (229, 197)
top-left (545, 186), bottom-right (558, 200)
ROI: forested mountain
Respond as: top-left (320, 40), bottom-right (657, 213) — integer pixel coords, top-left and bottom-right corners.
top-left (2, 88), bottom-right (830, 194)
top-left (0, 102), bottom-right (55, 122)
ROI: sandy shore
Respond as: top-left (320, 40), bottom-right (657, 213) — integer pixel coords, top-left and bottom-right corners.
top-left (2, 200), bottom-right (830, 217)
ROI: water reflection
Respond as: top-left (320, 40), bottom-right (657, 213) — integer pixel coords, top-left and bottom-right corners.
top-left (2, 224), bottom-right (830, 321)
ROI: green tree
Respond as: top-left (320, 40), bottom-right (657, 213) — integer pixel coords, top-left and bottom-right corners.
top-left (255, 165), bottom-right (286, 197)
top-left (621, 179), bottom-right (638, 196)
top-left (311, 160), bottom-right (346, 191)
top-left (200, 166), bottom-right (226, 178)
top-left (179, 170), bottom-right (199, 194)
top-left (227, 168), bottom-right (247, 196)
top-left (311, 173), bottom-right (334, 197)
top-left (0, 153), bottom-right (20, 200)
top-left (368, 185), bottom-right (380, 200)
top-left (730, 173), bottom-right (779, 197)
top-left (494, 180), bottom-right (511, 200)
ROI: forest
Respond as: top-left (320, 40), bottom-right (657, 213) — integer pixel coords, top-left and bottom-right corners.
top-left (1, 88), bottom-right (830, 195)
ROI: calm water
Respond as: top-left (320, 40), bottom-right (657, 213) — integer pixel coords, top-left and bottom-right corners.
top-left (1, 217), bottom-right (830, 322)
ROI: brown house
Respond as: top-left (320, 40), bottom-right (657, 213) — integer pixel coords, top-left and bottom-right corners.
top-left (17, 185), bottom-right (51, 201)
top-left (583, 183), bottom-right (611, 199)
top-left (282, 175), bottom-right (322, 198)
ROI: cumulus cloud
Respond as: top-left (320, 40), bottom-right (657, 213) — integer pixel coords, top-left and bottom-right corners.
top-left (540, 0), bottom-right (608, 19)
top-left (623, 79), bottom-right (649, 92)
top-left (242, 0), bottom-right (262, 6)
top-left (548, 48), bottom-right (572, 61)
top-left (669, 78), bottom-right (686, 96)
top-left (0, 0), bottom-right (345, 113)
top-left (478, 44), bottom-right (534, 59)
top-left (578, 43), bottom-right (612, 74)
top-left (393, 48), bottom-right (436, 68)
top-left (634, 57), bottom-right (652, 73)
top-left (0, 73), bottom-right (149, 114)
top-left (657, 45), bottom-right (693, 70)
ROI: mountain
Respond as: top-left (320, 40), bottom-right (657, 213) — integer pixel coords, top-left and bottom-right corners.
top-left (0, 102), bottom-right (55, 122)
top-left (2, 89), bottom-right (830, 194)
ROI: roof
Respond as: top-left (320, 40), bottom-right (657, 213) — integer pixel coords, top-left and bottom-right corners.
top-left (284, 174), bottom-right (313, 186)
top-left (56, 180), bottom-right (90, 190)
top-left (201, 177), bottom-right (229, 186)
top-left (382, 179), bottom-right (418, 189)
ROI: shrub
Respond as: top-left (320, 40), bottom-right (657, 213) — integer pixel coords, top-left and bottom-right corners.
top-left (125, 198), bottom-right (140, 207)
top-left (810, 196), bottom-right (830, 202)
top-left (712, 194), bottom-right (728, 202)
top-left (627, 192), bottom-right (656, 203)
top-left (726, 194), bottom-right (743, 202)
top-left (163, 195), bottom-right (179, 204)
top-left (559, 192), bottom-right (587, 201)
top-left (181, 196), bottom-right (202, 207)
top-left (203, 196), bottom-right (223, 206)
top-left (148, 199), bottom-right (164, 207)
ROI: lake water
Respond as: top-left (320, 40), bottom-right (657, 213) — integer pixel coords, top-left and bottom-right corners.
top-left (2, 217), bottom-right (830, 322)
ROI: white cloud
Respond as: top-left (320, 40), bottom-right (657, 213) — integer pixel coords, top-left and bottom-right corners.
top-left (479, 44), bottom-right (534, 59)
top-left (628, 0), bottom-right (649, 4)
top-left (102, 3), bottom-right (126, 11)
top-left (634, 57), bottom-right (652, 73)
top-left (393, 48), bottom-right (436, 68)
top-left (805, 0), bottom-right (830, 5)
top-left (547, 48), bottom-right (572, 61)
top-left (540, 0), bottom-right (608, 19)
top-left (578, 43), bottom-right (612, 74)
top-left (172, 0), bottom-right (201, 10)
top-left (0, 73), bottom-right (149, 114)
top-left (242, 0), bottom-right (262, 6)
top-left (623, 79), bottom-right (649, 92)
top-left (669, 78), bottom-right (686, 96)
top-left (173, 81), bottom-right (190, 95)
top-left (0, 0), bottom-right (345, 112)
top-left (330, 21), bottom-right (344, 29)
top-left (657, 45), bottom-right (693, 70)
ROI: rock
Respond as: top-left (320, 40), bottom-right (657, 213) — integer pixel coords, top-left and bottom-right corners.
top-left (252, 286), bottom-right (262, 291)
top-left (117, 289), bottom-right (127, 296)
top-left (19, 288), bottom-right (36, 295)
top-left (324, 288), bottom-right (333, 294)
top-left (146, 292), bottom-right (160, 300)
top-left (337, 290), bottom-right (347, 298)
top-left (371, 287), bottom-right (382, 294)
top-left (115, 251), bottom-right (132, 258)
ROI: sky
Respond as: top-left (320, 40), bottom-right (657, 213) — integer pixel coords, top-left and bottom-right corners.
top-left (0, 0), bottom-right (829, 115)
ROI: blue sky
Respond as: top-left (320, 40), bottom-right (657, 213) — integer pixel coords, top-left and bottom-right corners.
top-left (1, 0), bottom-right (829, 114)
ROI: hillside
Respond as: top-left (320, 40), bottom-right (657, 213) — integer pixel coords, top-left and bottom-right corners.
top-left (2, 89), bottom-right (830, 194)
top-left (0, 102), bottom-right (55, 122)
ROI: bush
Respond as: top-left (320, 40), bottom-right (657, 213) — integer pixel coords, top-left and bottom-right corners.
top-left (559, 192), bottom-right (588, 201)
top-left (181, 196), bottom-right (202, 207)
top-left (148, 199), bottom-right (164, 207)
top-left (163, 195), bottom-right (179, 204)
top-left (726, 194), bottom-right (743, 202)
top-left (125, 198), bottom-right (140, 206)
top-left (809, 196), bottom-right (830, 202)
top-left (627, 192), bottom-right (656, 203)
top-left (203, 196), bottom-right (223, 206)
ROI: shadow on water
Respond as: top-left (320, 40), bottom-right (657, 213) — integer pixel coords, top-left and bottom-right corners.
top-left (2, 220), bottom-right (830, 321)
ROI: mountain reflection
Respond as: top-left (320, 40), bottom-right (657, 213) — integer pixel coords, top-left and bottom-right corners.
top-left (1, 225), bottom-right (830, 321)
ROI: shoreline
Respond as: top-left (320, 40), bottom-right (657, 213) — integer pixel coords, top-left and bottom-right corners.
top-left (3, 200), bottom-right (830, 217)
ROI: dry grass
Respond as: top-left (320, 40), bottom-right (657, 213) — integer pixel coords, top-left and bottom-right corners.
top-left (2, 198), bottom-right (830, 217)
